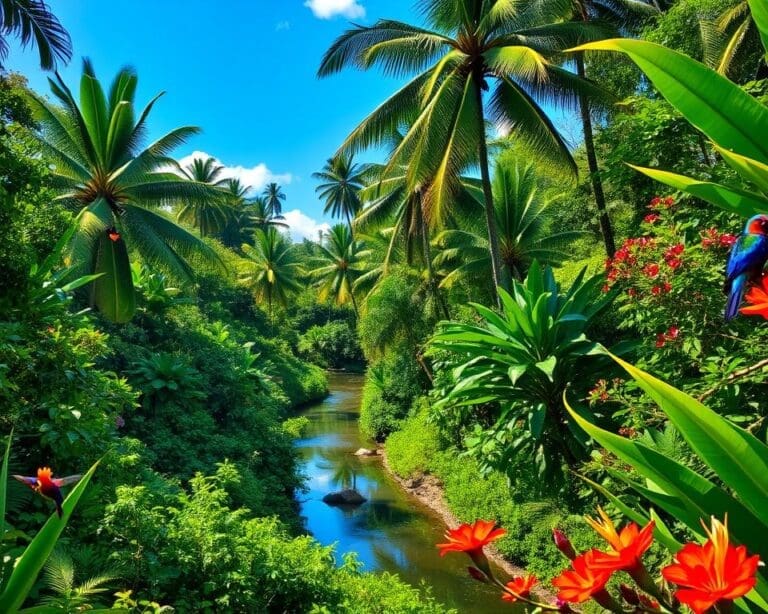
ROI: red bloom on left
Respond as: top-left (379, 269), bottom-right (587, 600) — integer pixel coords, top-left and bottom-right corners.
top-left (437, 520), bottom-right (506, 557)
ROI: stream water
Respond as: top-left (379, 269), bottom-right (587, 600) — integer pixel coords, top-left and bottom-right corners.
top-left (295, 372), bottom-right (522, 613)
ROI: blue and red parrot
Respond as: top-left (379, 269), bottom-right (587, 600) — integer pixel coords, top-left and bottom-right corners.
top-left (725, 214), bottom-right (768, 320)
top-left (13, 467), bottom-right (82, 517)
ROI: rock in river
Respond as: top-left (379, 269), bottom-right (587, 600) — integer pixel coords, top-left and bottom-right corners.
top-left (354, 447), bottom-right (378, 456)
top-left (322, 489), bottom-right (367, 506)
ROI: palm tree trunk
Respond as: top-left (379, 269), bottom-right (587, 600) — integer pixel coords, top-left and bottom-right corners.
top-left (575, 52), bottom-right (615, 257)
top-left (419, 200), bottom-right (449, 319)
top-left (473, 71), bottom-right (509, 301)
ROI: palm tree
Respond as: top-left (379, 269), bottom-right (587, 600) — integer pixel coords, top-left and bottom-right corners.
top-left (0, 0), bottom-right (71, 70)
top-left (701, 1), bottom-right (763, 79)
top-left (28, 60), bottom-right (221, 322)
top-left (570, 0), bottom-right (657, 257)
top-left (177, 156), bottom-right (231, 237)
top-left (250, 196), bottom-right (288, 231)
top-left (434, 162), bottom-right (585, 289)
top-left (313, 153), bottom-right (368, 233)
top-left (319, 0), bottom-right (609, 296)
top-left (262, 182), bottom-right (286, 217)
top-left (311, 224), bottom-right (369, 316)
top-left (240, 227), bottom-right (302, 319)
top-left (218, 178), bottom-right (256, 250)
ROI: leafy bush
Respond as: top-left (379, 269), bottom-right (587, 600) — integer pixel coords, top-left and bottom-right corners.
top-left (298, 321), bottom-right (364, 370)
top-left (385, 401), bottom-right (442, 479)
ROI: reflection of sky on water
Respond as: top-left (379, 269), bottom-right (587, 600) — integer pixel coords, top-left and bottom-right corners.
top-left (296, 373), bottom-right (523, 613)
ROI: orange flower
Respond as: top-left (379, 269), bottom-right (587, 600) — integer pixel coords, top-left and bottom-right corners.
top-left (662, 516), bottom-right (760, 614)
top-left (501, 574), bottom-right (537, 602)
top-left (436, 520), bottom-right (506, 557)
top-left (552, 550), bottom-right (612, 603)
top-left (741, 275), bottom-right (768, 319)
top-left (585, 507), bottom-right (654, 572)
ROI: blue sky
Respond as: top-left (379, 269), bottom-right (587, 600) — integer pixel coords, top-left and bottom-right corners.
top-left (4, 0), bottom-right (427, 240)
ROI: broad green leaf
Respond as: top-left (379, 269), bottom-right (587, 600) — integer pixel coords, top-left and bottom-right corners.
top-left (713, 146), bottom-right (768, 195)
top-left (0, 460), bottom-right (100, 612)
top-left (0, 430), bottom-right (11, 538)
top-left (747, 0), bottom-right (768, 59)
top-left (630, 165), bottom-right (767, 218)
top-left (612, 355), bottom-right (768, 523)
top-left (572, 39), bottom-right (768, 164)
top-left (92, 231), bottom-right (135, 323)
top-left (535, 355), bottom-right (557, 381)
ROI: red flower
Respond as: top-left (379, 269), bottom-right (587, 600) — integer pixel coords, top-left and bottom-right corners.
top-left (643, 263), bottom-right (660, 278)
top-left (501, 574), bottom-right (537, 602)
top-left (655, 334), bottom-right (665, 348)
top-left (552, 550), bottom-right (611, 603)
top-left (437, 520), bottom-right (506, 558)
top-left (627, 287), bottom-right (637, 298)
top-left (719, 233), bottom-right (737, 247)
top-left (666, 257), bottom-right (683, 270)
top-left (601, 284), bottom-right (610, 293)
top-left (666, 243), bottom-right (684, 257)
top-left (644, 213), bottom-right (660, 224)
top-left (553, 528), bottom-right (577, 560)
top-left (664, 196), bottom-right (675, 207)
top-left (651, 285), bottom-right (661, 296)
top-left (585, 507), bottom-right (655, 573)
top-left (107, 228), bottom-right (121, 242)
top-left (740, 275), bottom-right (768, 319)
top-left (663, 281), bottom-right (672, 293)
top-left (662, 516), bottom-right (760, 614)
top-left (650, 197), bottom-right (661, 207)
top-left (666, 326), bottom-right (680, 340)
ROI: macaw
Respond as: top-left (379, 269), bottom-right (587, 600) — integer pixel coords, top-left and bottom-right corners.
top-left (13, 467), bottom-right (82, 518)
top-left (724, 214), bottom-right (768, 320)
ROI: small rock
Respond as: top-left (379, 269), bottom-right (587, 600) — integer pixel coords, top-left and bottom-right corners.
top-left (405, 476), bottom-right (423, 489)
top-left (354, 447), bottom-right (378, 456)
top-left (322, 489), bottom-right (367, 506)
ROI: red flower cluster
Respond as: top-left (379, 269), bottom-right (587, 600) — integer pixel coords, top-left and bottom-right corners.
top-left (588, 379), bottom-right (609, 403)
top-left (701, 227), bottom-right (738, 250)
top-left (643, 213), bottom-right (660, 224)
top-left (655, 325), bottom-right (680, 348)
top-left (650, 196), bottom-right (675, 209)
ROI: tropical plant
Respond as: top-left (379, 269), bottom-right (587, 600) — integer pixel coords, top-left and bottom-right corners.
top-left (250, 196), bottom-right (287, 231)
top-left (0, 0), bottom-right (71, 70)
top-left (27, 60), bottom-right (221, 322)
top-left (318, 0), bottom-right (610, 295)
top-left (176, 156), bottom-right (231, 237)
top-left (218, 180), bottom-right (259, 250)
top-left (428, 262), bottom-right (616, 481)
top-left (572, 3), bottom-right (768, 224)
top-left (310, 224), bottom-right (369, 315)
top-left (434, 162), bottom-right (585, 290)
top-left (127, 352), bottom-right (205, 410)
top-left (37, 548), bottom-right (117, 611)
top-left (566, 353), bottom-right (768, 610)
top-left (130, 262), bottom-right (193, 314)
top-left (240, 227), bottom-right (303, 318)
top-left (0, 433), bottom-right (100, 612)
top-left (701, 0), bottom-right (763, 78)
top-left (313, 153), bottom-right (368, 232)
top-left (262, 182), bottom-right (286, 217)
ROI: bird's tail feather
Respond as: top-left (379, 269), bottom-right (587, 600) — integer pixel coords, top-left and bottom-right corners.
top-left (725, 274), bottom-right (747, 321)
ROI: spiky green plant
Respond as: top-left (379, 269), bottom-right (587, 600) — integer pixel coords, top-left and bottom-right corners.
top-left (37, 548), bottom-right (117, 612)
top-left (27, 60), bottom-right (222, 322)
top-left (311, 224), bottom-right (369, 315)
top-left (319, 0), bottom-right (611, 295)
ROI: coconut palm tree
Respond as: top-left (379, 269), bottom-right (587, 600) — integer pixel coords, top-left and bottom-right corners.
top-left (701, 1), bottom-right (764, 79)
top-left (0, 0), bottom-right (71, 70)
top-left (311, 224), bottom-right (369, 316)
top-left (240, 227), bottom-right (302, 319)
top-left (27, 60), bottom-right (221, 322)
top-left (319, 0), bottom-right (610, 296)
top-left (176, 156), bottom-right (231, 237)
top-left (262, 182), bottom-right (286, 217)
top-left (250, 196), bottom-right (288, 231)
top-left (570, 0), bottom-right (657, 257)
top-left (313, 153), bottom-right (369, 234)
top-left (434, 162), bottom-right (585, 290)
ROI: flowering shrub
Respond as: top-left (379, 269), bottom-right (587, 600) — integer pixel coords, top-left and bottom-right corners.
top-left (438, 514), bottom-right (761, 613)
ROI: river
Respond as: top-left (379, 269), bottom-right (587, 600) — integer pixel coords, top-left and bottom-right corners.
top-left (295, 372), bottom-right (522, 613)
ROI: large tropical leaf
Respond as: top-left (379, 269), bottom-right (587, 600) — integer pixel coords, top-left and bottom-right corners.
top-left (91, 231), bottom-right (135, 323)
top-left (747, 0), bottom-right (768, 58)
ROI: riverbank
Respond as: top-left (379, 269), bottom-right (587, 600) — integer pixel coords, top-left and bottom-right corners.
top-left (379, 448), bottom-right (556, 603)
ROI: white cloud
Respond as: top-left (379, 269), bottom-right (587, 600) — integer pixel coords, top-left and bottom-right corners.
top-left (275, 20), bottom-right (290, 31)
top-left (304, 0), bottom-right (365, 19)
top-left (177, 150), bottom-right (292, 193)
top-left (282, 209), bottom-right (331, 243)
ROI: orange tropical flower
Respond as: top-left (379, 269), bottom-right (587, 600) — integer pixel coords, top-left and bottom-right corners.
top-left (585, 506), bottom-right (654, 572)
top-left (662, 516), bottom-right (760, 614)
top-left (501, 574), bottom-right (537, 602)
top-left (552, 550), bottom-right (612, 603)
top-left (437, 520), bottom-right (506, 557)
top-left (741, 275), bottom-right (768, 319)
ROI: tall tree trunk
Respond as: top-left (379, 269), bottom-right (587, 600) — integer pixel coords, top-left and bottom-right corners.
top-left (473, 71), bottom-right (509, 302)
top-left (419, 197), bottom-right (450, 320)
top-left (575, 52), bottom-right (616, 258)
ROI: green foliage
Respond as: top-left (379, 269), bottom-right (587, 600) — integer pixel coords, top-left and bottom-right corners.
top-left (298, 321), bottom-right (364, 370)
top-left (429, 262), bottom-right (616, 482)
top-left (384, 401), bottom-right (442, 479)
top-left (282, 416), bottom-right (310, 439)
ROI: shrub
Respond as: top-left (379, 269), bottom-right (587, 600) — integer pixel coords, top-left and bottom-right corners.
top-left (385, 401), bottom-right (442, 479)
top-left (298, 321), bottom-right (364, 370)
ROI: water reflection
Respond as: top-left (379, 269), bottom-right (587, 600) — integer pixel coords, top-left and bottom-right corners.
top-left (296, 372), bottom-right (523, 613)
